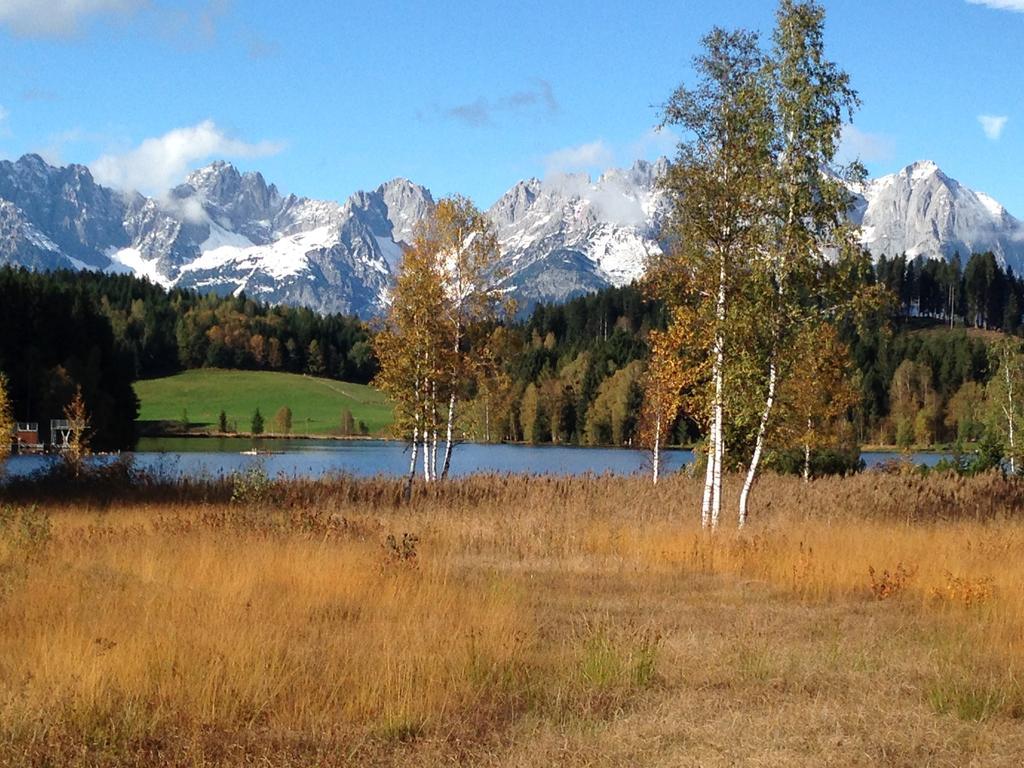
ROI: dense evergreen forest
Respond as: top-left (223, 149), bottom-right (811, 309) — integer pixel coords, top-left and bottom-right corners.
top-left (1, 248), bottom-right (1021, 450)
top-left (0, 267), bottom-right (375, 447)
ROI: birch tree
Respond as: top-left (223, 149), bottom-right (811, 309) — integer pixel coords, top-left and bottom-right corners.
top-left (638, 307), bottom-right (711, 484)
top-left (986, 338), bottom-right (1024, 474)
top-left (426, 196), bottom-right (505, 479)
top-left (373, 233), bottom-right (448, 499)
top-left (737, 0), bottom-right (861, 527)
top-left (374, 196), bottom-right (504, 496)
top-left (658, 27), bottom-right (775, 529)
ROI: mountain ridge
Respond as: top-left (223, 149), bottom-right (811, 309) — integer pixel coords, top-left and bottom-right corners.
top-left (1, 153), bottom-right (1022, 316)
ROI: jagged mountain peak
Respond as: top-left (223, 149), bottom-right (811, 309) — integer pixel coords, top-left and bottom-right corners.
top-left (2, 153), bottom-right (1022, 319)
top-left (181, 161), bottom-right (279, 207)
top-left (851, 159), bottom-right (1023, 265)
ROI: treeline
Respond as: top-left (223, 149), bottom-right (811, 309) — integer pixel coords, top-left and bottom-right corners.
top-left (496, 286), bottom-right (673, 445)
top-left (0, 268), bottom-right (376, 383)
top-left (485, 259), bottom-right (1022, 450)
top-left (0, 267), bottom-right (377, 448)
top-left (0, 269), bottom-right (138, 449)
top-left (877, 251), bottom-right (1024, 332)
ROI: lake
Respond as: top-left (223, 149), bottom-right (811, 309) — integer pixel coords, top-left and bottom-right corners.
top-left (2, 437), bottom-right (955, 481)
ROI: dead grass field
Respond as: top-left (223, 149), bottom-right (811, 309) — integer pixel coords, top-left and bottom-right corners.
top-left (2, 469), bottom-right (1024, 766)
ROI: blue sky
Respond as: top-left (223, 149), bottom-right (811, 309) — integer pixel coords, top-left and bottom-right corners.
top-left (0, 0), bottom-right (1022, 214)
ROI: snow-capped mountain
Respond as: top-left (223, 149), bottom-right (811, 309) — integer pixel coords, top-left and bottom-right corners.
top-left (848, 160), bottom-right (1024, 265)
top-left (488, 158), bottom-right (668, 310)
top-left (0, 155), bottom-right (431, 316)
top-left (1, 153), bottom-right (1022, 317)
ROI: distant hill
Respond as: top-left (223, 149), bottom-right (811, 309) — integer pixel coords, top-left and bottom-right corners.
top-left (134, 369), bottom-right (393, 436)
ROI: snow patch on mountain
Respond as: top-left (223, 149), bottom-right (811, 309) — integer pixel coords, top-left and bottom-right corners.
top-left (106, 246), bottom-right (173, 288)
top-left (184, 225), bottom-right (333, 280)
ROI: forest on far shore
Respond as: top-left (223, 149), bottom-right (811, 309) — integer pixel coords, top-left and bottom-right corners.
top-left (0, 247), bottom-right (1021, 455)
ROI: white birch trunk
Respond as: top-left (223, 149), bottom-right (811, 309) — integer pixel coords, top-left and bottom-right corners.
top-left (1007, 362), bottom-right (1016, 475)
top-left (709, 253), bottom-right (727, 530)
top-left (803, 420), bottom-right (812, 483)
top-left (421, 379), bottom-right (432, 482)
top-left (405, 375), bottom-right (421, 501)
top-left (711, 388), bottom-right (724, 529)
top-left (738, 359), bottom-right (777, 528)
top-left (701, 430), bottom-right (715, 528)
top-left (405, 423), bottom-right (419, 500)
top-left (430, 379), bottom-right (439, 480)
top-left (441, 391), bottom-right (456, 480)
top-left (652, 413), bottom-right (661, 485)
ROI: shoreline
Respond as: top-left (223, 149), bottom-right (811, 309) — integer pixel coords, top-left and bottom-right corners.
top-left (136, 432), bottom-right (956, 456)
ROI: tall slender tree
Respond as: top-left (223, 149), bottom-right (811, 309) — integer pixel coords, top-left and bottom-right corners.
top-left (427, 196), bottom-right (505, 479)
top-left (374, 195), bottom-right (503, 496)
top-left (737, 0), bottom-right (861, 526)
top-left (658, 26), bottom-right (776, 528)
top-left (374, 233), bottom-right (448, 498)
top-left (987, 338), bottom-right (1024, 474)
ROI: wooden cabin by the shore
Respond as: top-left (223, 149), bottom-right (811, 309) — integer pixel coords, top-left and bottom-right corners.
top-left (14, 422), bottom-right (44, 454)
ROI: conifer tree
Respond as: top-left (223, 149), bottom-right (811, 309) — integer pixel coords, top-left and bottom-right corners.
top-left (251, 408), bottom-right (264, 435)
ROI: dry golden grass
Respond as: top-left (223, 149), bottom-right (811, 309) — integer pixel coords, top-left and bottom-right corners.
top-left (3, 470), bottom-right (1024, 766)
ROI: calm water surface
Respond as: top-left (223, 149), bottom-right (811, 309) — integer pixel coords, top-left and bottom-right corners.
top-left (3, 438), bottom-right (954, 480)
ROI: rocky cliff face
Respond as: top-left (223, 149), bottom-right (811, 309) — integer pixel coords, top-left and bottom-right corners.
top-left (1, 153), bottom-right (1021, 317)
top-left (848, 160), bottom-right (1024, 265)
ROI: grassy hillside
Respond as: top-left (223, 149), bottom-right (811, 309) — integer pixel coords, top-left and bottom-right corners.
top-left (134, 369), bottom-right (393, 435)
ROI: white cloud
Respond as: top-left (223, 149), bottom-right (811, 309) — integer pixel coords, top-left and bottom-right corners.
top-left (627, 126), bottom-right (679, 161)
top-left (0, 104), bottom-right (8, 124)
top-left (0, 0), bottom-right (146, 38)
top-left (543, 140), bottom-right (614, 175)
top-left (966, 0), bottom-right (1024, 11)
top-left (837, 124), bottom-right (895, 164)
top-left (978, 114), bottom-right (1009, 140)
top-left (90, 120), bottom-right (284, 194)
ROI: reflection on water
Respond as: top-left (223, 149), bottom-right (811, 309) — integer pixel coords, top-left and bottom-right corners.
top-left (3, 438), bottom-right (954, 481)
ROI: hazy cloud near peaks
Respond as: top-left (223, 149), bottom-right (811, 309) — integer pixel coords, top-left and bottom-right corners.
top-left (90, 120), bottom-right (284, 195)
top-left (441, 80), bottom-right (559, 127)
top-left (0, 0), bottom-right (146, 38)
top-left (966, 0), bottom-right (1024, 11)
top-left (978, 114), bottom-right (1009, 140)
top-left (836, 124), bottom-right (896, 164)
top-left (543, 140), bottom-right (614, 175)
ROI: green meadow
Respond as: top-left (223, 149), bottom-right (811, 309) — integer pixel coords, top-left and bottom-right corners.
top-left (134, 369), bottom-right (393, 436)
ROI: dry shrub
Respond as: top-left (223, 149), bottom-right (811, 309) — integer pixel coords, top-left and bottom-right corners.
top-left (868, 563), bottom-right (917, 600)
top-left (932, 571), bottom-right (995, 608)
